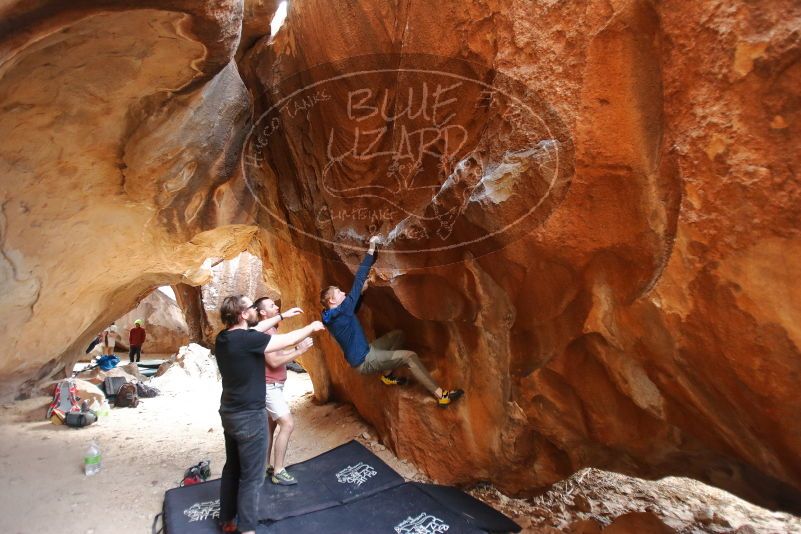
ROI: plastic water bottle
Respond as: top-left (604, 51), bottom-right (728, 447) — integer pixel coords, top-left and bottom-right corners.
top-left (84, 441), bottom-right (101, 476)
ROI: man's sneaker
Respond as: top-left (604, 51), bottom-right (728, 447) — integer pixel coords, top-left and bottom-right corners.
top-left (380, 373), bottom-right (408, 386)
top-left (271, 468), bottom-right (297, 486)
top-left (437, 389), bottom-right (464, 407)
top-left (265, 465), bottom-right (274, 477)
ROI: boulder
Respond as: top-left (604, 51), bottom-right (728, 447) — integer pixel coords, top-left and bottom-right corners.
top-left (568, 519), bottom-right (603, 534)
top-left (150, 344), bottom-right (219, 392)
top-left (1, 0), bottom-right (800, 516)
top-left (200, 251), bottom-right (280, 335)
top-left (235, 0), bottom-right (801, 512)
top-left (80, 366), bottom-right (140, 387)
top-left (603, 512), bottom-right (675, 534)
top-left (114, 290), bottom-right (190, 354)
top-left (0, 0), bottom-right (253, 398)
top-left (72, 379), bottom-right (106, 409)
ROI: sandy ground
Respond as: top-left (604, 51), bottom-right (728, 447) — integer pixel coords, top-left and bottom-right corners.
top-left (0, 357), bottom-right (798, 534)
top-left (0, 363), bottom-right (420, 534)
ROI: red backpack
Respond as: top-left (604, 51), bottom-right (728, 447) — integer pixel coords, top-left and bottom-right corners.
top-left (46, 379), bottom-right (81, 419)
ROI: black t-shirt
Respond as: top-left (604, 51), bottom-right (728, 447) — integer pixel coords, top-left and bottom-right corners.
top-left (215, 328), bottom-right (271, 413)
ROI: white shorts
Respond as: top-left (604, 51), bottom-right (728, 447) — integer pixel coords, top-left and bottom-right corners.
top-left (265, 382), bottom-right (290, 421)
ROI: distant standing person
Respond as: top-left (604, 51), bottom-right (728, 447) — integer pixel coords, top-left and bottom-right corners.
top-left (215, 295), bottom-right (324, 534)
top-left (252, 297), bottom-right (312, 486)
top-left (103, 323), bottom-right (118, 356)
top-left (320, 236), bottom-right (464, 407)
top-left (129, 319), bottom-right (146, 363)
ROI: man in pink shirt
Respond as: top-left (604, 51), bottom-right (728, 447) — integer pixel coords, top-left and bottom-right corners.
top-left (253, 297), bottom-right (311, 486)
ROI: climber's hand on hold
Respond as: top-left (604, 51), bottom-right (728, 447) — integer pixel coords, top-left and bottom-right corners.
top-left (368, 235), bottom-right (381, 254)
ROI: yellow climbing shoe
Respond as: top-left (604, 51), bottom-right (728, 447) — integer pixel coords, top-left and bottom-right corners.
top-left (380, 373), bottom-right (407, 386)
top-left (437, 389), bottom-right (464, 407)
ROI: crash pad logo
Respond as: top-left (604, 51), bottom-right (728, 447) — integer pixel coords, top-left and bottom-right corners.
top-left (394, 512), bottom-right (450, 534)
top-left (335, 462), bottom-right (377, 487)
top-left (183, 499), bottom-right (220, 522)
top-left (243, 53), bottom-right (572, 266)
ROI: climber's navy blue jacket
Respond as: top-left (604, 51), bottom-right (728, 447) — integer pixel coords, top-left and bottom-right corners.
top-left (322, 251), bottom-right (375, 367)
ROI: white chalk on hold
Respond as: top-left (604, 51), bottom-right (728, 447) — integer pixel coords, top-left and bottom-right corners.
top-left (368, 235), bottom-right (385, 247)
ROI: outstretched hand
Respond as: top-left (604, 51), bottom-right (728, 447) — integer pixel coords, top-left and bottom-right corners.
top-left (308, 320), bottom-right (325, 333)
top-left (281, 307), bottom-right (303, 318)
top-left (368, 235), bottom-right (382, 254)
top-left (296, 337), bottom-right (314, 354)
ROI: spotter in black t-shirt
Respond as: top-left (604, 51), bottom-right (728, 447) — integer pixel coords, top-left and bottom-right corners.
top-left (215, 329), bottom-right (271, 413)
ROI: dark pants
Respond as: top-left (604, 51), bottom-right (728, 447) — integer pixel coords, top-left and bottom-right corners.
top-left (219, 409), bottom-right (269, 532)
top-left (129, 345), bottom-right (142, 363)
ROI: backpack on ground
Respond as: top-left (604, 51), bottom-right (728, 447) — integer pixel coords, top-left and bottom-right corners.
top-left (181, 460), bottom-right (211, 486)
top-left (46, 379), bottom-right (81, 419)
top-left (115, 383), bottom-right (139, 408)
top-left (135, 382), bottom-right (160, 398)
top-left (96, 354), bottom-right (119, 371)
top-left (64, 411), bottom-right (97, 428)
top-left (102, 376), bottom-right (126, 399)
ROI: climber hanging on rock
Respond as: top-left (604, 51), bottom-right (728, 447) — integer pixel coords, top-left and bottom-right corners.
top-left (320, 236), bottom-right (463, 407)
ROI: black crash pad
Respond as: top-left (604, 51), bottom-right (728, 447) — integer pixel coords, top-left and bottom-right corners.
top-left (413, 482), bottom-right (521, 533)
top-left (161, 478), bottom-right (222, 534)
top-left (258, 482), bottom-right (521, 533)
top-left (255, 439), bottom-right (405, 520)
top-left (160, 440), bottom-right (404, 533)
top-left (137, 360), bottom-right (165, 369)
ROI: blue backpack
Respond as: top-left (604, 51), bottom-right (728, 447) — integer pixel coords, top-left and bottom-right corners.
top-left (97, 355), bottom-right (119, 370)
